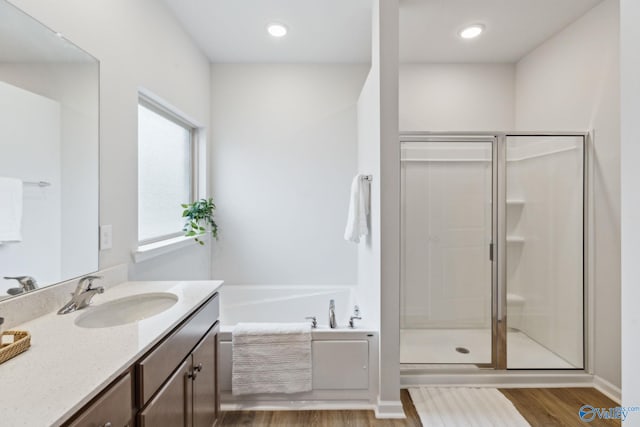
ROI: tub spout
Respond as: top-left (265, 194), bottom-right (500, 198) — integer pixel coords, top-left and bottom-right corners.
top-left (329, 299), bottom-right (337, 329)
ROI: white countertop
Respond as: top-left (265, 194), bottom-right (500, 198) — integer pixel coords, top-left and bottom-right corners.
top-left (0, 280), bottom-right (222, 427)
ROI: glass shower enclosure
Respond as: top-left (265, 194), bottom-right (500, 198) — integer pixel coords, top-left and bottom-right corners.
top-left (400, 133), bottom-right (585, 370)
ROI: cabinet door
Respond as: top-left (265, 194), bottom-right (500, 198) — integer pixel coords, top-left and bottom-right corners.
top-left (67, 373), bottom-right (133, 427)
top-left (191, 323), bottom-right (219, 427)
top-left (312, 340), bottom-right (369, 389)
top-left (137, 294), bottom-right (219, 406)
top-left (138, 358), bottom-right (190, 427)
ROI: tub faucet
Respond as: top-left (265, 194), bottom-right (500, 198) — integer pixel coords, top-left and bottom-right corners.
top-left (305, 316), bottom-right (317, 329)
top-left (329, 299), bottom-right (337, 329)
top-left (349, 315), bottom-right (362, 328)
top-left (57, 275), bottom-right (104, 315)
top-left (349, 305), bottom-right (362, 328)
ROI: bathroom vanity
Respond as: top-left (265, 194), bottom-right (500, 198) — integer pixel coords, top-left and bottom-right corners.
top-left (0, 280), bottom-right (222, 427)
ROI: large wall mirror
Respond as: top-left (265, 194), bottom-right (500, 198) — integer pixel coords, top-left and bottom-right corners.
top-left (0, 0), bottom-right (99, 300)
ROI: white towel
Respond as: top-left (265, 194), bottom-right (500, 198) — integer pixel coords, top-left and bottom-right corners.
top-left (344, 174), bottom-right (370, 243)
top-left (0, 177), bottom-right (23, 242)
top-left (232, 322), bottom-right (312, 395)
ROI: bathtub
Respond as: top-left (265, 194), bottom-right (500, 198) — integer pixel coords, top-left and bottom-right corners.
top-left (218, 285), bottom-right (378, 410)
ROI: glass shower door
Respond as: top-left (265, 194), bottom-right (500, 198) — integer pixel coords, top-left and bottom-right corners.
top-left (504, 135), bottom-right (584, 369)
top-left (400, 139), bottom-right (495, 365)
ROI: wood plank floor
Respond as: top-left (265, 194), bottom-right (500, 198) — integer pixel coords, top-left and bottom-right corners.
top-left (218, 390), bottom-right (421, 426)
top-left (218, 388), bottom-right (620, 426)
top-left (500, 388), bottom-right (621, 427)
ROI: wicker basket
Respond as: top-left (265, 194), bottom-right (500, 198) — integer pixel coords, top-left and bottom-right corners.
top-left (0, 330), bottom-right (31, 365)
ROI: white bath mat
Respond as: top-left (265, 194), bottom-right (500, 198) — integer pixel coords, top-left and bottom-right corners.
top-left (409, 387), bottom-right (531, 427)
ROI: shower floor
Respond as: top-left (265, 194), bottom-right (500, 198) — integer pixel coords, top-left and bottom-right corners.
top-left (400, 328), bottom-right (576, 369)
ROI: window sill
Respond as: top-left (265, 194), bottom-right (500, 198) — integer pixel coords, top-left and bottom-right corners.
top-left (132, 234), bottom-right (210, 263)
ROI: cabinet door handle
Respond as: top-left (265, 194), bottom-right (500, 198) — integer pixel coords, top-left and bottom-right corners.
top-left (188, 363), bottom-right (203, 380)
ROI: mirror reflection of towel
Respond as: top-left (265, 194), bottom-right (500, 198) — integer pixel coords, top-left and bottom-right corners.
top-left (0, 177), bottom-right (23, 243)
top-left (344, 174), bottom-right (370, 243)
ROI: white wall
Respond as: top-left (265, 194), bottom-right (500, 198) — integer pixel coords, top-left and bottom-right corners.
top-left (357, 70), bottom-right (381, 329)
top-left (9, 0), bottom-right (213, 281)
top-left (515, 0), bottom-right (620, 387)
top-left (356, 0), bottom-right (402, 417)
top-left (620, 0), bottom-right (640, 417)
top-left (377, 0), bottom-right (402, 417)
top-left (400, 64), bottom-right (515, 131)
top-left (209, 64), bottom-right (367, 286)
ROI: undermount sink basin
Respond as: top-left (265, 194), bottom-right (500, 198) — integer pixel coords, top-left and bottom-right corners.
top-left (74, 292), bottom-right (179, 328)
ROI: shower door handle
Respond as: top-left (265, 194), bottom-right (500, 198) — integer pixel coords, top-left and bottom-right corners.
top-left (489, 243), bottom-right (494, 262)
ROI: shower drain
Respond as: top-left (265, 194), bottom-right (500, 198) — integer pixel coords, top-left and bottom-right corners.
top-left (455, 347), bottom-right (470, 354)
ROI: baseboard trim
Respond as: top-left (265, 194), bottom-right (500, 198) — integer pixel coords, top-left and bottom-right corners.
top-left (593, 375), bottom-right (621, 404)
top-left (374, 399), bottom-right (406, 419)
top-left (221, 401), bottom-right (374, 412)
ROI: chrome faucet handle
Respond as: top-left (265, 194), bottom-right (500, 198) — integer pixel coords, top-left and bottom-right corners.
top-left (349, 316), bottom-right (362, 329)
top-left (305, 316), bottom-right (317, 329)
top-left (81, 275), bottom-right (102, 286)
top-left (354, 305), bottom-right (360, 316)
top-left (76, 275), bottom-right (102, 293)
top-left (75, 284), bottom-right (104, 310)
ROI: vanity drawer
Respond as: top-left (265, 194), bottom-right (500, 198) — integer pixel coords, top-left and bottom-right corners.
top-left (67, 372), bottom-right (133, 427)
top-left (137, 293), bottom-right (218, 405)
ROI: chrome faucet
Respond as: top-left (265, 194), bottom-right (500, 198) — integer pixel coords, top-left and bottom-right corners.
top-left (57, 276), bottom-right (104, 315)
top-left (305, 316), bottom-right (318, 329)
top-left (349, 305), bottom-right (362, 328)
top-left (4, 276), bottom-right (38, 295)
top-left (329, 299), bottom-right (337, 329)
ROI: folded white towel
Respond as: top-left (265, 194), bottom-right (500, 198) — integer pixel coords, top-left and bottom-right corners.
top-left (232, 322), bottom-right (312, 395)
top-left (0, 177), bottom-right (23, 242)
top-left (344, 174), bottom-right (370, 243)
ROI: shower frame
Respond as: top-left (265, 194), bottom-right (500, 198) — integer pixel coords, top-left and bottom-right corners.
top-left (399, 131), bottom-right (590, 371)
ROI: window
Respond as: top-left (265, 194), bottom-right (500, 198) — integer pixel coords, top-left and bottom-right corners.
top-left (138, 96), bottom-right (196, 244)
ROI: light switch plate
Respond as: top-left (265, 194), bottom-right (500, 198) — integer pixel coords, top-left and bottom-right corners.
top-left (100, 225), bottom-right (112, 250)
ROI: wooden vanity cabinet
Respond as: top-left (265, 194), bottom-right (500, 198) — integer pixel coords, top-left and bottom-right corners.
top-left (64, 293), bottom-right (219, 427)
top-left (138, 358), bottom-right (190, 426)
top-left (136, 294), bottom-right (219, 427)
top-left (138, 323), bottom-right (219, 427)
top-left (66, 372), bottom-right (134, 427)
top-left (191, 324), bottom-right (219, 427)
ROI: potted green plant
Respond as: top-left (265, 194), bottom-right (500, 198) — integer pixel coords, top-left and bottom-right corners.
top-left (181, 198), bottom-right (218, 245)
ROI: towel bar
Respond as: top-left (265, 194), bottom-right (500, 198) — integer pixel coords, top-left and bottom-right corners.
top-left (23, 181), bottom-right (51, 187)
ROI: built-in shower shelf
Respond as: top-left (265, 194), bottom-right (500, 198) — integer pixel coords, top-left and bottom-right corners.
top-left (506, 199), bottom-right (525, 206)
top-left (506, 236), bottom-right (525, 244)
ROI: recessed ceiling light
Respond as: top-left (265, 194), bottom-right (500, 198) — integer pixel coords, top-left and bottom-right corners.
top-left (267, 23), bottom-right (288, 38)
top-left (459, 24), bottom-right (484, 40)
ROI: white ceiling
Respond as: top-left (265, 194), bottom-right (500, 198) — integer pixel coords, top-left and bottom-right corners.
top-left (162, 0), bottom-right (372, 63)
top-left (163, 0), bottom-right (603, 64)
top-left (400, 0), bottom-right (604, 63)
